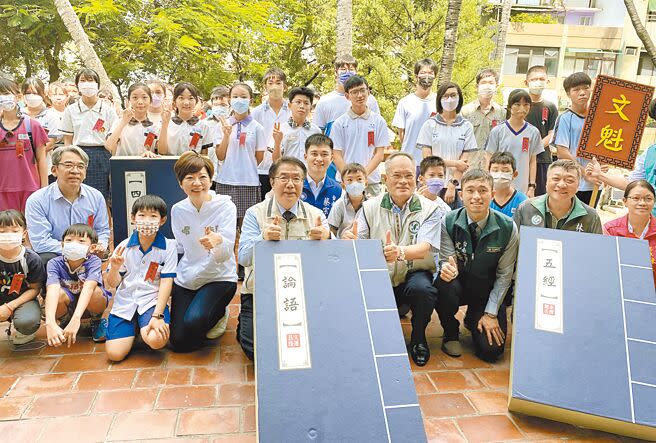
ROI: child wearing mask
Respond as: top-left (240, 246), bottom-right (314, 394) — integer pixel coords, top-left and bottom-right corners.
top-left (147, 79), bottom-right (168, 128)
top-left (0, 210), bottom-right (44, 345)
top-left (488, 151), bottom-right (528, 217)
top-left (205, 86), bottom-right (230, 188)
top-left (417, 156), bottom-right (459, 210)
top-left (328, 163), bottom-right (367, 238)
top-left (44, 224), bottom-right (111, 346)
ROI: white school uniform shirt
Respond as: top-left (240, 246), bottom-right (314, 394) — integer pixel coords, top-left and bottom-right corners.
top-left (60, 99), bottom-right (117, 146)
top-left (34, 107), bottom-right (63, 172)
top-left (109, 232), bottom-right (177, 320)
top-left (108, 120), bottom-right (161, 156)
top-left (148, 111), bottom-right (162, 128)
top-left (327, 193), bottom-right (364, 238)
top-left (171, 191), bottom-right (237, 289)
top-left (216, 116), bottom-right (267, 186)
top-left (252, 100), bottom-right (290, 175)
top-left (392, 93), bottom-right (437, 164)
top-left (313, 91), bottom-right (380, 130)
top-left (485, 121), bottom-right (543, 193)
top-left (279, 120), bottom-right (321, 163)
top-left (166, 116), bottom-right (214, 156)
top-left (203, 116), bottom-right (224, 182)
top-left (330, 108), bottom-right (390, 184)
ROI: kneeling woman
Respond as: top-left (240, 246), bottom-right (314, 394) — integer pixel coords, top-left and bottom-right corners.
top-left (170, 151), bottom-right (238, 352)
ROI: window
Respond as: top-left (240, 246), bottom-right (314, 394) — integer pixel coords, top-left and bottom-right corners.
top-left (648, 0), bottom-right (656, 22)
top-left (638, 53), bottom-right (656, 76)
top-left (625, 47), bottom-right (638, 56)
top-left (579, 16), bottom-right (592, 26)
top-left (504, 46), bottom-right (559, 75)
top-left (562, 52), bottom-right (616, 78)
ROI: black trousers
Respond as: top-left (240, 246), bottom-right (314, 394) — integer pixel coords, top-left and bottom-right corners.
top-left (393, 271), bottom-right (437, 346)
top-left (434, 278), bottom-right (507, 362)
top-left (170, 281), bottom-right (236, 352)
top-left (237, 293), bottom-right (254, 360)
top-left (535, 163), bottom-right (549, 196)
top-left (259, 174), bottom-right (271, 202)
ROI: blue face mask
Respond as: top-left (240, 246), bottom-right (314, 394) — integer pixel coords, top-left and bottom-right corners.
top-left (426, 177), bottom-right (445, 195)
top-left (345, 181), bottom-right (365, 197)
top-left (230, 97), bottom-right (250, 115)
top-left (339, 71), bottom-right (356, 85)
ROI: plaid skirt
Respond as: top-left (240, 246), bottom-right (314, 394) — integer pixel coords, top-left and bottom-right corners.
top-left (81, 146), bottom-right (112, 200)
top-left (215, 183), bottom-right (261, 219)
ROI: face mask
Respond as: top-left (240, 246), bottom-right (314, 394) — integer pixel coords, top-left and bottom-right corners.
top-left (230, 97), bottom-right (250, 115)
top-left (528, 80), bottom-right (546, 95)
top-left (339, 71), bottom-right (356, 85)
top-left (417, 75), bottom-right (435, 88)
top-left (62, 242), bottom-right (89, 261)
top-left (345, 182), bottom-right (365, 197)
top-left (441, 97), bottom-right (459, 112)
top-left (491, 171), bottom-right (514, 189)
top-left (51, 94), bottom-right (67, 105)
top-left (151, 94), bottom-right (163, 107)
top-left (268, 86), bottom-right (284, 100)
top-left (24, 94), bottom-right (44, 108)
top-left (212, 105), bottom-right (229, 118)
top-left (478, 84), bottom-right (496, 98)
top-left (135, 220), bottom-right (160, 236)
top-left (0, 94), bottom-right (16, 112)
top-left (426, 177), bottom-right (445, 195)
top-left (0, 232), bottom-right (23, 250)
top-left (78, 82), bottom-right (99, 97)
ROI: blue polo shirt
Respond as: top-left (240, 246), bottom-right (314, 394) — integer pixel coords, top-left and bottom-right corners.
top-left (301, 175), bottom-right (342, 217)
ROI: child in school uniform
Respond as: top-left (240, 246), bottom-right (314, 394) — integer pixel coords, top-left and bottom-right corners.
top-left (44, 224), bottom-right (111, 346)
top-left (59, 68), bottom-right (118, 200)
top-left (328, 163), bottom-right (367, 238)
top-left (0, 77), bottom-right (49, 212)
top-left (105, 195), bottom-right (177, 362)
top-left (271, 87), bottom-right (321, 164)
top-left (204, 86), bottom-right (230, 189)
top-left (22, 78), bottom-right (60, 159)
top-left (0, 210), bottom-right (44, 345)
top-left (147, 79), bottom-right (168, 128)
top-left (106, 83), bottom-right (166, 157)
top-left (158, 82), bottom-right (213, 156)
top-left (416, 156), bottom-right (461, 210)
top-left (215, 82), bottom-right (267, 222)
top-left (488, 151), bottom-right (528, 217)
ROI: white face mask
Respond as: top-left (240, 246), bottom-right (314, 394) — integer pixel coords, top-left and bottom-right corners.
top-left (24, 94), bottom-right (44, 108)
top-left (211, 105), bottom-right (230, 118)
top-left (345, 181), bottom-right (366, 197)
top-left (135, 219), bottom-right (160, 236)
top-left (490, 171), bottom-right (514, 189)
top-left (78, 82), bottom-right (99, 97)
top-left (528, 80), bottom-right (546, 95)
top-left (62, 242), bottom-right (89, 261)
top-left (0, 232), bottom-right (23, 250)
top-left (441, 97), bottom-right (459, 112)
top-left (0, 94), bottom-right (16, 112)
top-left (478, 84), bottom-right (496, 98)
top-left (151, 94), bottom-right (164, 107)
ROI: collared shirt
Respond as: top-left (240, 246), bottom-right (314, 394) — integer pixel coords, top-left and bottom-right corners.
top-left (461, 99), bottom-right (506, 150)
top-left (278, 120), bottom-right (321, 162)
top-left (0, 116), bottom-right (49, 193)
top-left (166, 117), bottom-right (214, 156)
top-left (313, 91), bottom-right (380, 130)
top-left (60, 99), bottom-right (117, 146)
top-left (216, 117), bottom-right (267, 186)
top-left (392, 92), bottom-right (437, 163)
top-left (438, 211), bottom-right (519, 315)
top-left (109, 120), bottom-right (161, 156)
top-left (25, 182), bottom-right (111, 254)
top-left (545, 197), bottom-right (577, 230)
top-left (203, 116), bottom-right (224, 181)
top-left (330, 107), bottom-right (390, 184)
top-left (328, 193), bottom-right (366, 238)
top-left (307, 177), bottom-right (325, 199)
top-left (552, 109), bottom-right (592, 191)
top-left (46, 254), bottom-right (109, 298)
top-left (238, 200), bottom-right (328, 268)
top-left (109, 231), bottom-right (177, 320)
top-left (252, 100), bottom-right (290, 174)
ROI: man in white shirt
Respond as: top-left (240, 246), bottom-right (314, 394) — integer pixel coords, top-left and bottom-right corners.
top-left (392, 58), bottom-right (438, 165)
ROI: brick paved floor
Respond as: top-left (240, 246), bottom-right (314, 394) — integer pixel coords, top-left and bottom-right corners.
top-left (0, 295), bottom-right (647, 442)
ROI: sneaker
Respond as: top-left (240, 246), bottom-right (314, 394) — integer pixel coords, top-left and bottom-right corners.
top-left (12, 331), bottom-right (36, 345)
top-left (206, 307), bottom-right (229, 339)
top-left (91, 318), bottom-right (108, 343)
top-left (441, 340), bottom-right (462, 357)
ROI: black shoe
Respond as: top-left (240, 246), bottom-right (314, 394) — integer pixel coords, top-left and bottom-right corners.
top-left (410, 342), bottom-right (430, 366)
top-left (238, 265), bottom-right (245, 281)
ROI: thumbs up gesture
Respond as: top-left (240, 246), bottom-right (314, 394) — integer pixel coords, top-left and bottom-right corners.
top-left (341, 220), bottom-right (358, 240)
top-left (199, 226), bottom-right (223, 251)
top-left (263, 215), bottom-right (282, 241)
top-left (440, 255), bottom-right (459, 282)
top-left (383, 230), bottom-right (402, 263)
top-left (309, 215), bottom-right (328, 240)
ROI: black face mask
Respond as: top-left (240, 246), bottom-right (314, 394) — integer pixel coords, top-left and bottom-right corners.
top-left (418, 76), bottom-right (435, 88)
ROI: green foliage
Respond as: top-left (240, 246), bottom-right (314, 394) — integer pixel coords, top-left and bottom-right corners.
top-left (511, 12), bottom-right (558, 24)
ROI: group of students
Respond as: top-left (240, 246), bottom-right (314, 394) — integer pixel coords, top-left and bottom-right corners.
top-left (1, 55), bottom-right (656, 366)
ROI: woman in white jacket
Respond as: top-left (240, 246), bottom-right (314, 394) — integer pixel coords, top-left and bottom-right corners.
top-left (170, 151), bottom-right (238, 352)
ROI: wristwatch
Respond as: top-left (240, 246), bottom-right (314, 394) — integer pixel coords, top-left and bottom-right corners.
top-left (152, 312), bottom-right (165, 320)
top-left (528, 183), bottom-right (536, 189)
top-left (449, 179), bottom-right (460, 187)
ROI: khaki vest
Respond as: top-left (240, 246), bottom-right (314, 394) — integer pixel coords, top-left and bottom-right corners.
top-left (242, 198), bottom-right (325, 294)
top-left (363, 193), bottom-right (438, 287)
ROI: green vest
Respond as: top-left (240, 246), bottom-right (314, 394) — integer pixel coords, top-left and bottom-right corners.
top-left (242, 198), bottom-right (325, 294)
top-left (445, 207), bottom-right (514, 294)
top-left (363, 193), bottom-right (439, 287)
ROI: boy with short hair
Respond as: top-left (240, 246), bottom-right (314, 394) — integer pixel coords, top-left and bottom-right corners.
top-left (488, 152), bottom-right (528, 217)
top-left (524, 65), bottom-right (558, 196)
top-left (272, 87), bottom-right (321, 163)
top-left (105, 195), bottom-right (177, 362)
top-left (300, 133), bottom-right (342, 217)
top-left (331, 76), bottom-right (389, 197)
top-left (417, 156), bottom-right (460, 210)
top-left (0, 210), bottom-right (44, 345)
top-left (45, 223), bottom-right (111, 346)
top-left (328, 163), bottom-right (367, 237)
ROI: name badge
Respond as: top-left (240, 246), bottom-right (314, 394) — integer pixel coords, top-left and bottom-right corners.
top-left (9, 274), bottom-right (24, 295)
top-left (144, 132), bottom-right (157, 148)
top-left (491, 119), bottom-right (498, 128)
top-left (239, 131), bottom-right (247, 147)
top-left (367, 131), bottom-right (375, 147)
top-left (87, 214), bottom-right (95, 227)
top-left (542, 107), bottom-right (549, 123)
top-left (522, 137), bottom-right (529, 152)
top-left (486, 246), bottom-right (501, 253)
top-left (145, 262), bottom-right (159, 283)
top-left (17, 133), bottom-right (29, 140)
top-left (92, 118), bottom-right (105, 132)
top-left (15, 140), bottom-right (24, 158)
top-left (189, 132), bottom-right (201, 148)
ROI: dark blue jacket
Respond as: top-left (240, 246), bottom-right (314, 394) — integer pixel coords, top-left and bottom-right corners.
top-left (301, 175), bottom-right (342, 218)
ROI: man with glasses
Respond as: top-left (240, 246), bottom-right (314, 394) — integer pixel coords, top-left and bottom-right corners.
top-left (331, 76), bottom-right (390, 198)
top-left (342, 152), bottom-right (450, 366)
top-left (25, 145), bottom-right (110, 265)
top-left (236, 156), bottom-right (330, 359)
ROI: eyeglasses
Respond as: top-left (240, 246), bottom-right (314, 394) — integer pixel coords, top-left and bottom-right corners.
top-left (348, 87), bottom-right (368, 97)
top-left (275, 176), bottom-right (303, 185)
top-left (58, 161), bottom-right (87, 171)
top-left (291, 100), bottom-right (311, 107)
top-left (627, 196), bottom-right (655, 204)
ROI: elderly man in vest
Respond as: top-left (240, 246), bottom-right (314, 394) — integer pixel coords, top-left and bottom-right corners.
top-left (435, 169), bottom-right (518, 362)
top-left (342, 152), bottom-right (450, 366)
top-left (237, 156), bottom-right (330, 360)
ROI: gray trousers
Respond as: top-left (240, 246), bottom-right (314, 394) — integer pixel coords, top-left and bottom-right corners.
top-left (10, 299), bottom-right (41, 335)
